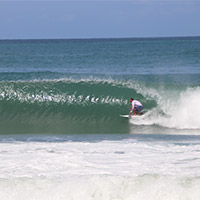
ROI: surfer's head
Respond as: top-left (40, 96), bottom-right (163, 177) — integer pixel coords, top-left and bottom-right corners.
top-left (129, 98), bottom-right (134, 103)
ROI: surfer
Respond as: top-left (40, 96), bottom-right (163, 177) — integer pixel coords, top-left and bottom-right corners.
top-left (129, 98), bottom-right (143, 116)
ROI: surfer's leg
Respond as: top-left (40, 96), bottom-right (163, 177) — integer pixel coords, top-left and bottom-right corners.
top-left (135, 106), bottom-right (143, 114)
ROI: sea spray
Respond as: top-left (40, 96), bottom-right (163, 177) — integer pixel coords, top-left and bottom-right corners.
top-left (130, 86), bottom-right (200, 130)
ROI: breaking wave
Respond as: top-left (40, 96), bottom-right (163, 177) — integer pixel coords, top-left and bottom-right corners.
top-left (0, 77), bottom-right (200, 134)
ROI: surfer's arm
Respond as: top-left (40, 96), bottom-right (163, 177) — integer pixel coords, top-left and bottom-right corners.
top-left (129, 104), bottom-right (134, 114)
top-left (129, 101), bottom-right (136, 114)
top-left (129, 107), bottom-right (132, 114)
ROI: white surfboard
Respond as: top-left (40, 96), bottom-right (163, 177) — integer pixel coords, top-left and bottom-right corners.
top-left (120, 115), bottom-right (130, 118)
top-left (120, 113), bottom-right (145, 118)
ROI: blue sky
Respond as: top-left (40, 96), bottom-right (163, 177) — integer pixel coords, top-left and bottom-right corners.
top-left (0, 1), bottom-right (200, 39)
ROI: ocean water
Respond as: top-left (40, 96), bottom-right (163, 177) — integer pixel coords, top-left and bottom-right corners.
top-left (0, 37), bottom-right (200, 199)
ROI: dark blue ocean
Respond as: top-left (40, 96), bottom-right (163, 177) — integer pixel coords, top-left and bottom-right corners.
top-left (0, 37), bottom-right (200, 199)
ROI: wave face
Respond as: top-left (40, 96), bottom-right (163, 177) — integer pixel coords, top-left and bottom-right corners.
top-left (0, 75), bottom-right (200, 134)
top-left (0, 78), bottom-right (154, 134)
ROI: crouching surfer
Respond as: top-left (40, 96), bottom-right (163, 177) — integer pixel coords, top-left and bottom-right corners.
top-left (129, 98), bottom-right (143, 116)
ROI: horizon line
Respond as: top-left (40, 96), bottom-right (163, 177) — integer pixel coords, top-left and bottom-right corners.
top-left (0, 35), bottom-right (200, 41)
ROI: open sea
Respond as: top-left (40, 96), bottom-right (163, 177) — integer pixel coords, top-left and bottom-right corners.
top-left (0, 37), bottom-right (200, 199)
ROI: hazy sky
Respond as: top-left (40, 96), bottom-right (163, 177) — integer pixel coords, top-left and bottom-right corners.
top-left (0, 0), bottom-right (200, 39)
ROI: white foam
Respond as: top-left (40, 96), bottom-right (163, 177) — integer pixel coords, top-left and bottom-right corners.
top-left (165, 87), bottom-right (200, 129)
top-left (1, 175), bottom-right (200, 200)
top-left (0, 138), bottom-right (200, 178)
top-left (130, 86), bottom-right (200, 130)
top-left (0, 138), bottom-right (200, 200)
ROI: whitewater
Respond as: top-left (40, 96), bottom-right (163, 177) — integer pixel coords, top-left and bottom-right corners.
top-left (0, 37), bottom-right (200, 199)
top-left (0, 134), bottom-right (200, 200)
